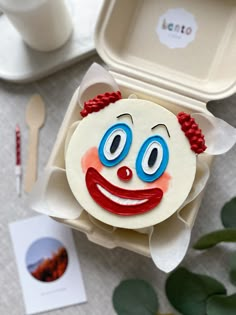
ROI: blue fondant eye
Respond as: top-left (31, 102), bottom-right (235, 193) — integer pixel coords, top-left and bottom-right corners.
top-left (99, 123), bottom-right (132, 167)
top-left (136, 136), bottom-right (169, 182)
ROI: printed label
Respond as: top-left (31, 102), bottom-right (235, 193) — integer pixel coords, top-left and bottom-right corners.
top-left (156, 8), bottom-right (198, 49)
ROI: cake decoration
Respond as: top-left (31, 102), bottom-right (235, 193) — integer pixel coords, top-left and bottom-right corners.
top-left (117, 166), bottom-right (133, 181)
top-left (85, 166), bottom-right (163, 216)
top-left (65, 94), bottom-right (197, 228)
top-left (98, 122), bottom-right (132, 167)
top-left (177, 112), bottom-right (207, 154)
top-left (80, 91), bottom-right (122, 117)
top-left (135, 135), bottom-right (169, 183)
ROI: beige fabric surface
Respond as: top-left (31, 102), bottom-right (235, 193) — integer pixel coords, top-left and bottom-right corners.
top-left (0, 55), bottom-right (235, 315)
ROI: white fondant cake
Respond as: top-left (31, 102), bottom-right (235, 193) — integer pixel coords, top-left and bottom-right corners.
top-left (65, 99), bottom-right (196, 229)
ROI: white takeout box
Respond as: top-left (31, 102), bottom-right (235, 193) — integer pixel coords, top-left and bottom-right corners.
top-left (41, 0), bottom-right (236, 258)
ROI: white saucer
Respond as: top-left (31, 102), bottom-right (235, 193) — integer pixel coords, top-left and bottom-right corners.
top-left (0, 0), bottom-right (103, 83)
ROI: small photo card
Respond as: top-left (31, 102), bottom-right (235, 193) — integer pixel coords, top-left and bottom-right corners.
top-left (9, 215), bottom-right (87, 314)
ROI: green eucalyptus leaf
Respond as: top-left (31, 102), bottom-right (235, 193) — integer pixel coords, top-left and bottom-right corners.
top-left (229, 252), bottom-right (236, 286)
top-left (165, 267), bottom-right (226, 315)
top-left (193, 229), bottom-right (236, 250)
top-left (113, 279), bottom-right (158, 315)
top-left (207, 294), bottom-right (236, 315)
top-left (221, 197), bottom-right (236, 228)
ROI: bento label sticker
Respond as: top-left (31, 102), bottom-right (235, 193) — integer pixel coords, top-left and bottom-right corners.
top-left (156, 8), bottom-right (198, 49)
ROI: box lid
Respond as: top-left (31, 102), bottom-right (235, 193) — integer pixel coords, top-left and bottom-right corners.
top-left (95, 0), bottom-right (236, 102)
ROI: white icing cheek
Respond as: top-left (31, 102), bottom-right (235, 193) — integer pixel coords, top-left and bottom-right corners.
top-left (144, 172), bottom-right (172, 193)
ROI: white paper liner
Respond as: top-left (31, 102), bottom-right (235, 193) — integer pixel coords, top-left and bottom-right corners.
top-left (29, 167), bottom-right (83, 220)
top-left (149, 214), bottom-right (191, 273)
top-left (78, 62), bottom-right (120, 107)
top-left (181, 159), bottom-right (210, 210)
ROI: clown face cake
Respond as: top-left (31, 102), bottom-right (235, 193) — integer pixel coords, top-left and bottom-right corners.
top-left (65, 92), bottom-right (206, 229)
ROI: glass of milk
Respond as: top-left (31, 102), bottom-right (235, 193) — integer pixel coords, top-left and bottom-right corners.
top-left (0, 0), bottom-right (73, 52)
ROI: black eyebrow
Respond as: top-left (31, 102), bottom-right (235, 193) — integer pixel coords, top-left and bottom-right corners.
top-left (151, 123), bottom-right (170, 138)
top-left (116, 113), bottom-right (133, 124)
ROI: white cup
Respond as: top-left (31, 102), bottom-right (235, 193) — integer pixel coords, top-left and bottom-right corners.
top-left (0, 0), bottom-right (73, 52)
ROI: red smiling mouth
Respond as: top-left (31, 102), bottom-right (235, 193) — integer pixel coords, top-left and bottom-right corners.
top-left (85, 167), bottom-right (163, 216)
